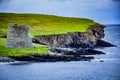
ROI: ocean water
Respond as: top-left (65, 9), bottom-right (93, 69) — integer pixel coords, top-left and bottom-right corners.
top-left (0, 25), bottom-right (120, 80)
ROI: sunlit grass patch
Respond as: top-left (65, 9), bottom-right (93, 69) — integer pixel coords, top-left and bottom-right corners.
top-left (0, 38), bottom-right (48, 57)
top-left (0, 13), bottom-right (101, 37)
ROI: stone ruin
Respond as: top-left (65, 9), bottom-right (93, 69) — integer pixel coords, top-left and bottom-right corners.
top-left (6, 23), bottom-right (33, 48)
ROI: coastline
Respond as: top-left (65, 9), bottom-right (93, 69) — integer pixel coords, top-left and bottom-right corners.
top-left (0, 25), bottom-right (115, 62)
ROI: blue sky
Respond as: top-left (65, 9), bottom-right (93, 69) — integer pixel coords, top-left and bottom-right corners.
top-left (0, 0), bottom-right (120, 24)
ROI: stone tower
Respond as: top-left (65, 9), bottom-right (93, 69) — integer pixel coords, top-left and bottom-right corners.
top-left (6, 23), bottom-right (33, 48)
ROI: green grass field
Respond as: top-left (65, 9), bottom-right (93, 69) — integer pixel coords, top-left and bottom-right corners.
top-left (0, 13), bottom-right (102, 57)
top-left (0, 38), bottom-right (48, 57)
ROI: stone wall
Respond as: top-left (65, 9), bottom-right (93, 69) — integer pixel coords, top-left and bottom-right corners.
top-left (6, 23), bottom-right (32, 48)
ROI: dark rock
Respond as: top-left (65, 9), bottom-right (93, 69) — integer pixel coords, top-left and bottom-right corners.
top-left (96, 40), bottom-right (115, 47)
top-left (85, 49), bottom-right (106, 55)
top-left (11, 54), bottom-right (94, 62)
top-left (11, 56), bottom-right (35, 61)
top-left (50, 48), bottom-right (106, 55)
top-left (100, 60), bottom-right (104, 62)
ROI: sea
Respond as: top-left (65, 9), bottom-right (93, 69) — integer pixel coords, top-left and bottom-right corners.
top-left (0, 25), bottom-right (120, 80)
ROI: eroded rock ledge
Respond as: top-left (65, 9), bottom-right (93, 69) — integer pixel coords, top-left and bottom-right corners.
top-left (32, 25), bottom-right (113, 48)
top-left (31, 25), bottom-right (114, 61)
top-left (11, 54), bottom-right (94, 62)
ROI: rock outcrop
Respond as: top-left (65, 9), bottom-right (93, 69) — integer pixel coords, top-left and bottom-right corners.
top-left (96, 40), bottom-right (115, 47)
top-left (6, 23), bottom-right (33, 48)
top-left (32, 25), bottom-right (105, 48)
top-left (11, 54), bottom-right (94, 62)
top-left (0, 57), bottom-right (15, 62)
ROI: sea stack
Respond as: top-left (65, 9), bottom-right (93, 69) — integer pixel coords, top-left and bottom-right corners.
top-left (6, 23), bottom-right (33, 48)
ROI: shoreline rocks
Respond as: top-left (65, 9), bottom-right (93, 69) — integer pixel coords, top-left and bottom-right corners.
top-left (50, 48), bottom-right (106, 55)
top-left (0, 48), bottom-right (105, 62)
top-left (96, 40), bottom-right (115, 47)
top-left (10, 54), bottom-right (94, 62)
top-left (0, 57), bottom-right (15, 62)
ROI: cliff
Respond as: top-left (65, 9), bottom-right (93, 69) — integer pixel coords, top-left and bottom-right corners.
top-left (32, 25), bottom-right (105, 49)
top-left (12, 25), bottom-right (114, 62)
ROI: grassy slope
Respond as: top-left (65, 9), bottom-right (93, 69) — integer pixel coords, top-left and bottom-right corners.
top-left (0, 13), bottom-right (101, 57)
top-left (0, 13), bottom-right (101, 37)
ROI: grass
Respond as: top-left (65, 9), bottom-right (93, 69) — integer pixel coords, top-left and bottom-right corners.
top-left (0, 13), bottom-right (101, 37)
top-left (0, 38), bottom-right (48, 57)
top-left (0, 13), bottom-right (102, 57)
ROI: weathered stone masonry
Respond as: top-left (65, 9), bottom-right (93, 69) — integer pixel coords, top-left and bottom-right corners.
top-left (6, 23), bottom-right (33, 48)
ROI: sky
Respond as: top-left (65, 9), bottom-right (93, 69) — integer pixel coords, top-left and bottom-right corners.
top-left (0, 0), bottom-right (120, 24)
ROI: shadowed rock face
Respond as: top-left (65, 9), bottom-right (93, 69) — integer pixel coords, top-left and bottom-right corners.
top-left (6, 23), bottom-right (33, 48)
top-left (32, 25), bottom-right (105, 48)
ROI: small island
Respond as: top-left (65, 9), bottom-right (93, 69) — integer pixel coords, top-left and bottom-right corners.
top-left (0, 13), bottom-right (114, 62)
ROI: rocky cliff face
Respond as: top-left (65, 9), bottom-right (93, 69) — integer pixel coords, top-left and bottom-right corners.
top-left (32, 25), bottom-right (105, 48)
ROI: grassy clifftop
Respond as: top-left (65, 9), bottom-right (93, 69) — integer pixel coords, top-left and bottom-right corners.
top-left (0, 13), bottom-right (102, 57)
top-left (0, 13), bottom-right (101, 37)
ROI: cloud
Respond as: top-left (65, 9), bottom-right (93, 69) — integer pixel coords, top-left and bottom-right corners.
top-left (0, 0), bottom-right (112, 13)
top-left (0, 0), bottom-right (119, 24)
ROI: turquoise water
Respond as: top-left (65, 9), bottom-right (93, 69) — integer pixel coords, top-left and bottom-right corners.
top-left (0, 25), bottom-right (120, 80)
